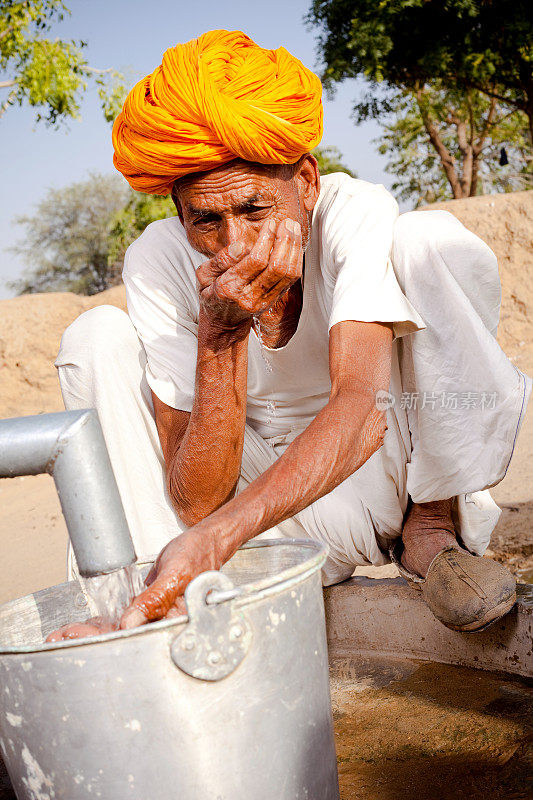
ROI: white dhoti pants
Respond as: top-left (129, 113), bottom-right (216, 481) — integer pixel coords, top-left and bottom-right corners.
top-left (55, 211), bottom-right (530, 584)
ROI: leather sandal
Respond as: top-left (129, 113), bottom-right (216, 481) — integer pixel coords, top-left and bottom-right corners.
top-left (390, 541), bottom-right (516, 633)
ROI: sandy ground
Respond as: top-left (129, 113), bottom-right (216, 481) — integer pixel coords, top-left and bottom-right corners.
top-left (0, 192), bottom-right (532, 606)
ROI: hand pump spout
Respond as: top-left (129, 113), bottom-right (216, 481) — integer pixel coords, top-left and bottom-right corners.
top-left (0, 410), bottom-right (136, 577)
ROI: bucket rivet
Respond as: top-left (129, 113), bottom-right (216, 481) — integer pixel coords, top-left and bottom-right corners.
top-left (208, 650), bottom-right (221, 665)
top-left (230, 624), bottom-right (243, 640)
top-left (182, 635), bottom-right (195, 651)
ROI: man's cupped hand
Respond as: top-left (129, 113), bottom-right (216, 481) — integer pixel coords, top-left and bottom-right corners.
top-left (119, 526), bottom-right (220, 629)
top-left (196, 217), bottom-right (303, 332)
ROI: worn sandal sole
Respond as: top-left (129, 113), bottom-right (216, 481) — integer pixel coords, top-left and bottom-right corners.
top-left (442, 592), bottom-right (516, 632)
top-left (389, 541), bottom-right (516, 633)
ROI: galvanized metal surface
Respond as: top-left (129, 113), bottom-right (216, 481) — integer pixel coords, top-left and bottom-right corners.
top-left (170, 571), bottom-right (252, 681)
top-left (0, 541), bottom-right (339, 800)
top-left (0, 410), bottom-right (135, 577)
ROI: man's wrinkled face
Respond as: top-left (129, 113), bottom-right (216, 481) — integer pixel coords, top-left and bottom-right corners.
top-left (172, 156), bottom-right (320, 259)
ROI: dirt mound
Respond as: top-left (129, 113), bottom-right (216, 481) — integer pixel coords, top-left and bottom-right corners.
top-left (0, 285), bottom-right (126, 418)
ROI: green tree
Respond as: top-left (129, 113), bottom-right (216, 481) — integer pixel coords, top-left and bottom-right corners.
top-left (9, 173), bottom-right (131, 294)
top-left (107, 192), bottom-right (176, 279)
top-left (377, 84), bottom-right (531, 205)
top-left (312, 144), bottom-right (356, 176)
top-left (0, 0), bottom-right (125, 123)
top-left (307, 0), bottom-right (533, 140)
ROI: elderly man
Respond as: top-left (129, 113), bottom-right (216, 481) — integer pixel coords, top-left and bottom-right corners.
top-left (55, 30), bottom-right (529, 636)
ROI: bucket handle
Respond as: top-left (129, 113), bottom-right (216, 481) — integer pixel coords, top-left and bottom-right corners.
top-left (170, 572), bottom-right (252, 681)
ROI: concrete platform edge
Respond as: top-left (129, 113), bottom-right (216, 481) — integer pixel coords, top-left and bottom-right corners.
top-left (324, 577), bottom-right (533, 678)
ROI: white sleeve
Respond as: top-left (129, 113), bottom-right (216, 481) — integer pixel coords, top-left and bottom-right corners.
top-left (320, 182), bottom-right (425, 338)
top-left (123, 229), bottom-right (199, 412)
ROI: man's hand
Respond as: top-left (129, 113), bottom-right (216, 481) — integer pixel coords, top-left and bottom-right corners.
top-left (45, 617), bottom-right (116, 642)
top-left (120, 526), bottom-right (221, 629)
top-left (151, 215), bottom-right (304, 527)
top-left (121, 320), bottom-right (393, 630)
top-left (196, 217), bottom-right (303, 334)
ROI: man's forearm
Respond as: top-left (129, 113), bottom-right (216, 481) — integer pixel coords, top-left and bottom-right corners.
top-left (121, 321), bottom-right (392, 629)
top-left (195, 387), bottom-right (387, 565)
top-left (167, 309), bottom-right (250, 525)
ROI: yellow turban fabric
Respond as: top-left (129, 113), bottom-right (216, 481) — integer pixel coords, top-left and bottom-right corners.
top-left (112, 30), bottom-right (323, 195)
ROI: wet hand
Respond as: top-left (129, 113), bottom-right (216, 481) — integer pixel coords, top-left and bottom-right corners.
top-left (120, 527), bottom-right (220, 630)
top-left (45, 617), bottom-right (116, 643)
top-left (196, 217), bottom-right (303, 333)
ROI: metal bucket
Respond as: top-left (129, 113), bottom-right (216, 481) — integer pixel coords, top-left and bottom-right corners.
top-left (0, 539), bottom-right (340, 800)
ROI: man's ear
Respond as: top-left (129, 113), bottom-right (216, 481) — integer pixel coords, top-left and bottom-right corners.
top-left (295, 154), bottom-right (320, 213)
top-left (171, 184), bottom-right (184, 224)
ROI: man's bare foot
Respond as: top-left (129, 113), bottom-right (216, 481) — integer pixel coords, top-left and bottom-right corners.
top-left (401, 499), bottom-right (462, 578)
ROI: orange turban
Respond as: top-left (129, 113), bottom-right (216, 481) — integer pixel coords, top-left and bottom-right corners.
top-left (112, 30), bottom-right (323, 195)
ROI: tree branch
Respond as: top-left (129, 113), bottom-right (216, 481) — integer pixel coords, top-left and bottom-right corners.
top-left (455, 117), bottom-right (469, 155)
top-left (0, 88), bottom-right (17, 119)
top-left (447, 111), bottom-right (462, 127)
top-left (466, 80), bottom-right (525, 112)
top-left (458, 95), bottom-right (477, 195)
top-left (470, 158), bottom-right (480, 197)
top-left (417, 90), bottom-right (464, 198)
top-left (456, 116), bottom-right (473, 195)
top-left (0, 80), bottom-right (17, 88)
top-left (474, 97), bottom-right (498, 156)
top-left (468, 94), bottom-right (475, 141)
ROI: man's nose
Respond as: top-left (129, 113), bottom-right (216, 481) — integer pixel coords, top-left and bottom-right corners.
top-left (223, 217), bottom-right (257, 250)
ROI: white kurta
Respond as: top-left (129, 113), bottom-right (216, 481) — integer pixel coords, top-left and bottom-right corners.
top-left (55, 176), bottom-right (531, 584)
top-left (123, 175), bottom-right (424, 437)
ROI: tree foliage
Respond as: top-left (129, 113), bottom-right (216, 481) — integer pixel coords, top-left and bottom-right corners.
top-left (308, 0), bottom-right (533, 138)
top-left (9, 173), bottom-right (131, 294)
top-left (107, 193), bottom-right (176, 280)
top-left (312, 144), bottom-right (356, 177)
top-left (378, 84), bottom-right (531, 205)
top-left (0, 0), bottom-right (125, 123)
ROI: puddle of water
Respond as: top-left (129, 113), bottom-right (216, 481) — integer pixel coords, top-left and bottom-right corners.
top-left (517, 567), bottom-right (533, 584)
top-left (330, 655), bottom-right (533, 800)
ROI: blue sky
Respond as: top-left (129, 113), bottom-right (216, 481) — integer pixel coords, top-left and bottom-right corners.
top-left (0, 0), bottom-right (392, 298)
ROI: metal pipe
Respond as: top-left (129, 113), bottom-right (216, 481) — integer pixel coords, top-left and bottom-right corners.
top-left (0, 410), bottom-right (136, 577)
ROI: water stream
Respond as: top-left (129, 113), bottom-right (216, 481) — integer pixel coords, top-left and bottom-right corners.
top-left (253, 316), bottom-right (277, 425)
top-left (78, 565), bottom-right (145, 628)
